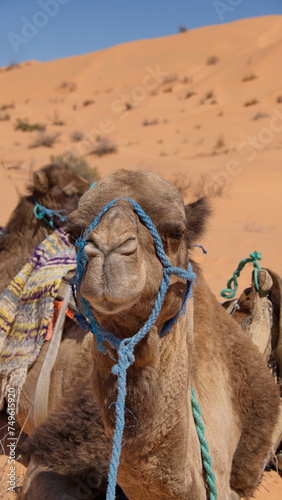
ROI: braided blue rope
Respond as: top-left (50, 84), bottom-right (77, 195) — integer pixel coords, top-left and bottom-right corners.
top-left (73, 198), bottom-right (215, 500)
top-left (33, 202), bottom-right (67, 229)
top-left (191, 388), bottom-right (218, 500)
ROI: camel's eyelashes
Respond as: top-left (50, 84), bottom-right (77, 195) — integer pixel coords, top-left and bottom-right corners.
top-left (115, 237), bottom-right (137, 255)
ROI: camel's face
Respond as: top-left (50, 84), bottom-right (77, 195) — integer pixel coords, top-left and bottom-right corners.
top-left (81, 201), bottom-right (161, 314)
top-left (67, 169), bottom-right (210, 322)
top-left (31, 163), bottom-right (90, 206)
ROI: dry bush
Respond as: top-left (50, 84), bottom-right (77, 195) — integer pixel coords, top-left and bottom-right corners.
top-left (57, 81), bottom-right (77, 93)
top-left (214, 135), bottom-right (225, 150)
top-left (276, 95), bottom-right (282, 103)
top-left (178, 25), bottom-right (188, 33)
top-left (29, 132), bottom-right (60, 148)
top-left (170, 173), bottom-right (193, 198)
top-left (83, 99), bottom-right (95, 107)
top-left (171, 172), bottom-right (227, 199)
top-left (163, 73), bottom-right (178, 84)
top-left (47, 110), bottom-right (65, 126)
top-left (193, 172), bottom-right (226, 198)
top-left (244, 98), bottom-right (259, 107)
top-left (207, 55), bottom-right (220, 65)
top-left (163, 86), bottom-right (173, 93)
top-left (51, 152), bottom-right (100, 181)
top-left (15, 118), bottom-right (45, 132)
top-left (143, 118), bottom-right (159, 126)
top-left (243, 222), bottom-right (266, 233)
top-left (252, 111), bottom-right (269, 121)
top-left (0, 102), bottom-right (14, 111)
top-left (0, 114), bottom-right (10, 121)
top-left (205, 90), bottom-right (214, 99)
top-left (70, 130), bottom-right (84, 142)
top-left (185, 91), bottom-right (196, 99)
top-left (242, 73), bottom-right (257, 82)
top-left (88, 137), bottom-right (117, 156)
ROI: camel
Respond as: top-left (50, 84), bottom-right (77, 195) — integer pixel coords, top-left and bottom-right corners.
top-left (0, 162), bottom-right (89, 293)
top-left (0, 162), bottom-right (90, 456)
top-left (19, 169), bottom-right (279, 500)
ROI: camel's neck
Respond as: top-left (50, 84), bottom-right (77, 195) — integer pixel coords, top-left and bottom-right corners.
top-left (0, 196), bottom-right (50, 291)
top-left (90, 294), bottom-right (208, 498)
top-left (91, 295), bottom-right (194, 445)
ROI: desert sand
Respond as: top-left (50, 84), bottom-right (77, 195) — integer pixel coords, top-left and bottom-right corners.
top-left (0, 15), bottom-right (281, 499)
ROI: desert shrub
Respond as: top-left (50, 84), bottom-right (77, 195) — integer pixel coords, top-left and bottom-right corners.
top-left (51, 152), bottom-right (100, 181)
top-left (214, 135), bottom-right (225, 150)
top-left (47, 110), bottom-right (65, 126)
top-left (0, 102), bottom-right (14, 111)
top-left (207, 55), bottom-right (219, 65)
top-left (171, 172), bottom-right (226, 199)
top-left (15, 118), bottom-right (46, 132)
top-left (185, 91), bottom-right (196, 99)
top-left (83, 99), bottom-right (95, 107)
top-left (89, 137), bottom-right (117, 156)
top-left (142, 118), bottom-right (159, 126)
top-left (70, 130), bottom-right (84, 142)
top-left (29, 132), bottom-right (60, 148)
top-left (124, 102), bottom-right (133, 110)
top-left (244, 98), bottom-right (259, 107)
top-left (0, 114), bottom-right (10, 121)
top-left (276, 95), bottom-right (282, 103)
top-left (193, 172), bottom-right (226, 198)
top-left (57, 81), bottom-right (77, 92)
top-left (163, 74), bottom-right (178, 84)
top-left (242, 73), bottom-right (257, 82)
top-left (252, 112), bottom-right (269, 121)
top-left (205, 90), bottom-right (214, 99)
top-left (178, 25), bottom-right (188, 33)
top-left (171, 173), bottom-right (193, 198)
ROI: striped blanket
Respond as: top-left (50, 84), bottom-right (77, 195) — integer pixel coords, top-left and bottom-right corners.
top-left (0, 229), bottom-right (76, 410)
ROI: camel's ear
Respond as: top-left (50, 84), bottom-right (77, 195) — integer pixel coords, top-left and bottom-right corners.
top-left (33, 170), bottom-right (49, 193)
top-left (184, 197), bottom-right (211, 244)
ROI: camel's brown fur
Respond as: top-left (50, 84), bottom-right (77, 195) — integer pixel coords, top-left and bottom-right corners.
top-left (0, 162), bottom-right (89, 293)
top-left (20, 170), bottom-right (279, 500)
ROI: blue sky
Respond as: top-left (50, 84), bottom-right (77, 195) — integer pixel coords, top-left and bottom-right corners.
top-left (1, 0), bottom-right (282, 67)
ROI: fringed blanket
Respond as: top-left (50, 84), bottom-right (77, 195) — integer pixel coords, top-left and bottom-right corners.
top-left (0, 229), bottom-right (76, 410)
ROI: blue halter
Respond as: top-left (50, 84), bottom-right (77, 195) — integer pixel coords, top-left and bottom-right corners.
top-left (73, 198), bottom-right (196, 500)
top-left (33, 201), bottom-right (67, 229)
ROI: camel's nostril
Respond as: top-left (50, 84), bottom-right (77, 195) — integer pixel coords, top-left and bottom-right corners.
top-left (84, 241), bottom-right (102, 257)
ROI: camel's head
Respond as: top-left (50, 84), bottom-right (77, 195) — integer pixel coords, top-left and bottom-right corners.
top-left (29, 163), bottom-right (90, 211)
top-left (67, 170), bottom-right (210, 333)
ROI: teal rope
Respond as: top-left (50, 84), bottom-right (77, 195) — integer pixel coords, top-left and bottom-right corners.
top-left (220, 251), bottom-right (262, 299)
top-left (191, 388), bottom-right (218, 500)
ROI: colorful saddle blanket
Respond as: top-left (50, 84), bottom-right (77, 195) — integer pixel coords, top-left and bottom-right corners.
top-left (0, 229), bottom-right (76, 409)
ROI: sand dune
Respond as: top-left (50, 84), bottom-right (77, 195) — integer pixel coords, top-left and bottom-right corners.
top-left (0, 16), bottom-right (281, 497)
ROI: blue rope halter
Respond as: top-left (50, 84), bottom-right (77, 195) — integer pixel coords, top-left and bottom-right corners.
top-left (33, 201), bottom-right (67, 229)
top-left (73, 198), bottom-right (215, 500)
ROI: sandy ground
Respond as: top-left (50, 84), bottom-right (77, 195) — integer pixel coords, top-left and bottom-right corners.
top-left (0, 15), bottom-right (281, 499)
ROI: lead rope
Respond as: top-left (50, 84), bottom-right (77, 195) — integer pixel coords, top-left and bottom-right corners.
top-left (220, 251), bottom-right (262, 299)
top-left (73, 198), bottom-right (216, 500)
top-left (191, 388), bottom-right (218, 500)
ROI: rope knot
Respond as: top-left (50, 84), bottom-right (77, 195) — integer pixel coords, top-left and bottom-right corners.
top-left (112, 344), bottom-right (135, 375)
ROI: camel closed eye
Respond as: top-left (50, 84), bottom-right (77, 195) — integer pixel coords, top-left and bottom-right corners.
top-left (115, 236), bottom-right (137, 255)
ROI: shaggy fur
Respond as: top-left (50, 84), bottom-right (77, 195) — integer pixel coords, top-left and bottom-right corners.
top-left (21, 170), bottom-right (279, 500)
top-left (0, 163), bottom-right (89, 293)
